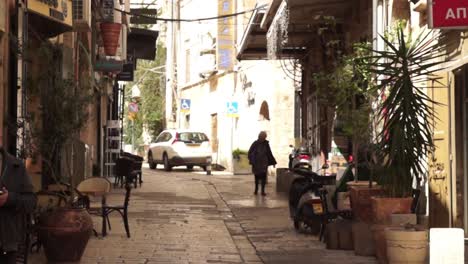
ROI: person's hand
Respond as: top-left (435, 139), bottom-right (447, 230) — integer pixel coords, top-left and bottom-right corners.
top-left (0, 188), bottom-right (8, 207)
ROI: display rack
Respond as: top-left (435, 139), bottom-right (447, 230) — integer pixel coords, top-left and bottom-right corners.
top-left (105, 120), bottom-right (121, 178)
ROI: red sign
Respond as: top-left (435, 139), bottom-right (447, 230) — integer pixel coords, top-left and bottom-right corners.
top-left (430, 0), bottom-right (468, 29)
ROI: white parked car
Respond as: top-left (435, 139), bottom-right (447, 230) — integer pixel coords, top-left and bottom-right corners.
top-left (147, 130), bottom-right (212, 171)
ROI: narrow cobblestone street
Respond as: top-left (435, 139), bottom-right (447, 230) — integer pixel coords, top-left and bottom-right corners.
top-left (30, 166), bottom-right (377, 264)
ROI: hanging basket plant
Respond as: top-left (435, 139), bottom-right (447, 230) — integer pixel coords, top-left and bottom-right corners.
top-left (100, 0), bottom-right (121, 56)
top-left (100, 22), bottom-right (122, 56)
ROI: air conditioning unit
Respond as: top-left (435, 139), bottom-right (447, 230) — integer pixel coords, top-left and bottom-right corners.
top-left (72, 0), bottom-right (91, 32)
top-left (198, 53), bottom-right (217, 77)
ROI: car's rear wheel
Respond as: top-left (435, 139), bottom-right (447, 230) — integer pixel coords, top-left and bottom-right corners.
top-left (148, 152), bottom-right (157, 169)
top-left (186, 165), bottom-right (194, 170)
top-left (163, 154), bottom-right (172, 171)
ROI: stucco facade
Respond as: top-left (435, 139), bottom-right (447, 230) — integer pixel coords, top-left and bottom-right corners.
top-left (178, 61), bottom-right (295, 171)
top-left (167, 0), bottom-right (297, 172)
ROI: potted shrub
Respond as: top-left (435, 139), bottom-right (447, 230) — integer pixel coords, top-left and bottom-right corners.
top-left (364, 24), bottom-right (443, 263)
top-left (28, 41), bottom-right (94, 262)
top-left (232, 148), bottom-right (250, 175)
top-left (314, 41), bottom-right (384, 223)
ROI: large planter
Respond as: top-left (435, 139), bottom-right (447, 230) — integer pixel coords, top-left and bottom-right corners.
top-left (38, 207), bottom-right (93, 262)
top-left (371, 224), bottom-right (388, 264)
top-left (348, 181), bottom-right (384, 223)
top-left (233, 154), bottom-right (251, 175)
top-left (371, 197), bottom-right (413, 225)
top-left (100, 22), bottom-right (122, 56)
top-left (385, 227), bottom-right (428, 264)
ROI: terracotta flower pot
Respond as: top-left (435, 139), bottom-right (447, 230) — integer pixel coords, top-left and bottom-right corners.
top-left (385, 227), bottom-right (428, 264)
top-left (371, 197), bottom-right (413, 224)
top-left (371, 224), bottom-right (388, 264)
top-left (348, 182), bottom-right (384, 223)
top-left (100, 22), bottom-right (122, 56)
top-left (38, 208), bottom-right (93, 262)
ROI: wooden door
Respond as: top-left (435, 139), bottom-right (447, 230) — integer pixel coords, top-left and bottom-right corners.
top-left (211, 114), bottom-right (218, 153)
top-left (429, 72), bottom-right (451, 228)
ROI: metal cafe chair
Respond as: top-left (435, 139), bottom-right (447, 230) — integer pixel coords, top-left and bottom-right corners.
top-left (121, 152), bottom-right (144, 187)
top-left (115, 157), bottom-right (138, 188)
top-left (102, 183), bottom-right (132, 238)
top-left (76, 177), bottom-right (112, 237)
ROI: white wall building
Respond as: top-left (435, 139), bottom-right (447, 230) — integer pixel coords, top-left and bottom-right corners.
top-left (165, 0), bottom-right (298, 172)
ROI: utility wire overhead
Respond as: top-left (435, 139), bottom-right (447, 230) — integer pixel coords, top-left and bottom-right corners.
top-left (115, 4), bottom-right (267, 23)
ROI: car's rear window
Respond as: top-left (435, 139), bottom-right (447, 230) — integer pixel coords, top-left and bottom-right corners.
top-left (179, 132), bottom-right (208, 143)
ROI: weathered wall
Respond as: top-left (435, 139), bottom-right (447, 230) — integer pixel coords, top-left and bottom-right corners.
top-left (179, 61), bottom-right (295, 172)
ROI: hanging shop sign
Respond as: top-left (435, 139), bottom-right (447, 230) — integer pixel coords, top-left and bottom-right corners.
top-left (429, 0), bottom-right (468, 29)
top-left (130, 8), bottom-right (158, 24)
top-left (94, 59), bottom-right (123, 72)
top-left (117, 63), bottom-right (134, 81)
top-left (28, 0), bottom-right (73, 27)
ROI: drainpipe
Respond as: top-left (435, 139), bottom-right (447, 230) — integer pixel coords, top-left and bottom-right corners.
top-left (448, 71), bottom-right (453, 228)
top-left (373, 0), bottom-right (378, 51)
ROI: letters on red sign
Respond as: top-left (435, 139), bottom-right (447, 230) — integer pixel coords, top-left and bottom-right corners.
top-left (431, 0), bottom-right (468, 28)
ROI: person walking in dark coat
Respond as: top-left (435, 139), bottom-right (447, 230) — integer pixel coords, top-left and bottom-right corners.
top-left (248, 131), bottom-right (277, 196)
top-left (0, 146), bottom-right (36, 263)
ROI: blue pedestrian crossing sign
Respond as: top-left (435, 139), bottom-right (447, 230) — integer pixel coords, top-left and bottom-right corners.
top-left (181, 99), bottom-right (191, 113)
top-left (227, 101), bottom-right (239, 117)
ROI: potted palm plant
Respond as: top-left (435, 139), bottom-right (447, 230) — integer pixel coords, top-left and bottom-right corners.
top-left (28, 41), bottom-right (95, 262)
top-left (365, 24), bottom-right (444, 263)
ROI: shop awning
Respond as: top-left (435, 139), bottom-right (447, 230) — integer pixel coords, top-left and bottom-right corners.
top-left (27, 0), bottom-right (73, 38)
top-left (237, 9), bottom-right (268, 60)
top-left (237, 0), bottom-right (351, 60)
top-left (127, 28), bottom-right (159, 61)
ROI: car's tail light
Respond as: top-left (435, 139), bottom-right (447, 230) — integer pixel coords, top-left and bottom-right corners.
top-left (298, 154), bottom-right (310, 160)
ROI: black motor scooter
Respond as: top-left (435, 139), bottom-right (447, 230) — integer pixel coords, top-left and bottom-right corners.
top-left (288, 165), bottom-right (336, 234)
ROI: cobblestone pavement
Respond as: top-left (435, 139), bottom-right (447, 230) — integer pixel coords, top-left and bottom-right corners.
top-left (29, 166), bottom-right (377, 264)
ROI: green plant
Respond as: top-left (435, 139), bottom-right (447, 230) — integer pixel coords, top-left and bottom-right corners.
top-left (313, 42), bottom-right (378, 184)
top-left (232, 149), bottom-right (248, 160)
top-left (124, 43), bottom-right (166, 145)
top-left (28, 41), bottom-right (93, 203)
top-left (366, 26), bottom-right (444, 197)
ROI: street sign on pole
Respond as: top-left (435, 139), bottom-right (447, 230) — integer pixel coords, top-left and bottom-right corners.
top-left (129, 102), bottom-right (139, 113)
top-left (227, 101), bottom-right (239, 117)
top-left (181, 99), bottom-right (191, 113)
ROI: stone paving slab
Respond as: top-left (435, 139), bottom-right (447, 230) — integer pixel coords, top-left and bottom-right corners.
top-left (29, 166), bottom-right (376, 264)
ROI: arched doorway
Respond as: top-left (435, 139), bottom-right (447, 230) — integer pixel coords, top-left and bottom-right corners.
top-left (259, 101), bottom-right (271, 135)
top-left (259, 101), bottom-right (270, 121)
